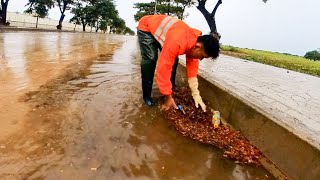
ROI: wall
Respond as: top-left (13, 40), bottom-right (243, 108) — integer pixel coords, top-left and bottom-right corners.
top-left (6, 12), bottom-right (98, 32)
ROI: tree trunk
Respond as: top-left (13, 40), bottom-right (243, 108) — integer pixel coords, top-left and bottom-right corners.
top-left (95, 20), bottom-right (99, 32)
top-left (1, 0), bottom-right (8, 25)
top-left (81, 19), bottom-right (86, 31)
top-left (57, 14), bottom-right (65, 30)
top-left (197, 3), bottom-right (216, 33)
top-left (36, 16), bottom-right (39, 28)
top-left (57, 2), bottom-right (68, 30)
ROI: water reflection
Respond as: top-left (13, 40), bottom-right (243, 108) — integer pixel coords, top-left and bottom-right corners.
top-left (0, 33), bottom-right (29, 137)
top-left (24, 34), bottom-right (47, 90)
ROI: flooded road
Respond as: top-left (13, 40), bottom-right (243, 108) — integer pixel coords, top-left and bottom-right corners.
top-left (0, 32), bottom-right (273, 179)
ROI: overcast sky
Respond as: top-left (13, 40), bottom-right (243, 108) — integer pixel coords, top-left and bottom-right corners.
top-left (7, 0), bottom-right (320, 56)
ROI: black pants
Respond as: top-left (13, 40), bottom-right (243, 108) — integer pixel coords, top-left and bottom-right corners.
top-left (137, 30), bottom-right (178, 100)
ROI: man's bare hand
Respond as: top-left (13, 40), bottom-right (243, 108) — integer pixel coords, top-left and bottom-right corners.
top-left (161, 95), bottom-right (178, 111)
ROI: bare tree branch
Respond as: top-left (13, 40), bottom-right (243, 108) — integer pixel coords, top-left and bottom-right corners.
top-left (197, 0), bottom-right (218, 34)
top-left (210, 0), bottom-right (222, 18)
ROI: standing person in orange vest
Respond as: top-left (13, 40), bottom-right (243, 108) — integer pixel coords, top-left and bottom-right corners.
top-left (137, 14), bottom-right (220, 111)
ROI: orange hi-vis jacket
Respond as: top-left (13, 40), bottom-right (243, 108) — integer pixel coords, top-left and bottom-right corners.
top-left (138, 15), bottom-right (202, 95)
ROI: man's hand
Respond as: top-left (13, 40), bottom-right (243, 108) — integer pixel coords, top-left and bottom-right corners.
top-left (161, 95), bottom-right (178, 111)
top-left (188, 77), bottom-right (207, 112)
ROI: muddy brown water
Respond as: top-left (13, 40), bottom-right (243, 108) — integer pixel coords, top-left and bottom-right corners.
top-left (0, 31), bottom-right (273, 179)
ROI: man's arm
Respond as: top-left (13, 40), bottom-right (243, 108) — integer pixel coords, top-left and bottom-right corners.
top-left (156, 40), bottom-right (180, 110)
top-left (156, 41), bottom-right (180, 96)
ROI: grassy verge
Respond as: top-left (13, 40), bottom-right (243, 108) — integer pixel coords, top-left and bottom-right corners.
top-left (221, 45), bottom-right (320, 77)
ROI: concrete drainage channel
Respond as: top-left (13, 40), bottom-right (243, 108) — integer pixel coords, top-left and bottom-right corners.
top-left (176, 63), bottom-right (320, 180)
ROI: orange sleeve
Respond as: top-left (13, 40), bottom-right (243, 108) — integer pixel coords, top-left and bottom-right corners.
top-left (156, 40), bottom-right (180, 95)
top-left (186, 58), bottom-right (199, 78)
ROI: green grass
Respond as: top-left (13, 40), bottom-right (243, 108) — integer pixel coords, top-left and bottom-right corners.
top-left (221, 45), bottom-right (320, 77)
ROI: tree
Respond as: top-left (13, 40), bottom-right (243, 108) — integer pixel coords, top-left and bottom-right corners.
top-left (0, 0), bottom-right (9, 25)
top-left (109, 16), bottom-right (125, 33)
top-left (25, 0), bottom-right (54, 28)
top-left (134, 0), bottom-right (194, 21)
top-left (133, 2), bottom-right (156, 22)
top-left (87, 14), bottom-right (96, 32)
top-left (124, 27), bottom-right (135, 35)
top-left (69, 2), bottom-right (82, 30)
top-left (70, 1), bottom-right (94, 31)
top-left (91, 0), bottom-right (117, 32)
top-left (56, 0), bottom-right (75, 29)
top-left (304, 50), bottom-right (320, 61)
top-left (99, 19), bottom-right (108, 33)
top-left (155, 0), bottom-right (181, 16)
top-left (69, 0), bottom-right (131, 34)
top-left (69, 12), bottom-right (81, 31)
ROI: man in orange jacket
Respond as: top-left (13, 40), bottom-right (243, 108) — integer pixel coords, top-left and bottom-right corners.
top-left (137, 14), bottom-right (220, 111)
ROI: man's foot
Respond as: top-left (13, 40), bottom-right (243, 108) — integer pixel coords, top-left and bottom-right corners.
top-left (144, 97), bottom-right (154, 107)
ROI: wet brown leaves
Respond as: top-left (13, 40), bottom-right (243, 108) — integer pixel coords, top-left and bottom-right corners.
top-left (166, 87), bottom-right (263, 166)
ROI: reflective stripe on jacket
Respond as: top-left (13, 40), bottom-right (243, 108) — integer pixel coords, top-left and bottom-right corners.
top-left (138, 15), bottom-right (201, 95)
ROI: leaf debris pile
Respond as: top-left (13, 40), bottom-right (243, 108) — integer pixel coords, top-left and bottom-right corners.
top-left (166, 88), bottom-right (263, 165)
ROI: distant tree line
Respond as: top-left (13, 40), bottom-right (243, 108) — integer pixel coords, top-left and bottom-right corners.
top-left (1, 0), bottom-right (135, 35)
top-left (304, 49), bottom-right (320, 61)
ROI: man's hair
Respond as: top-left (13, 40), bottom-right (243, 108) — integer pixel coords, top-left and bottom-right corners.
top-left (197, 35), bottom-right (220, 59)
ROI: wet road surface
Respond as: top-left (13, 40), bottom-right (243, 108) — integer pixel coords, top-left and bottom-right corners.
top-left (0, 32), bottom-right (273, 179)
